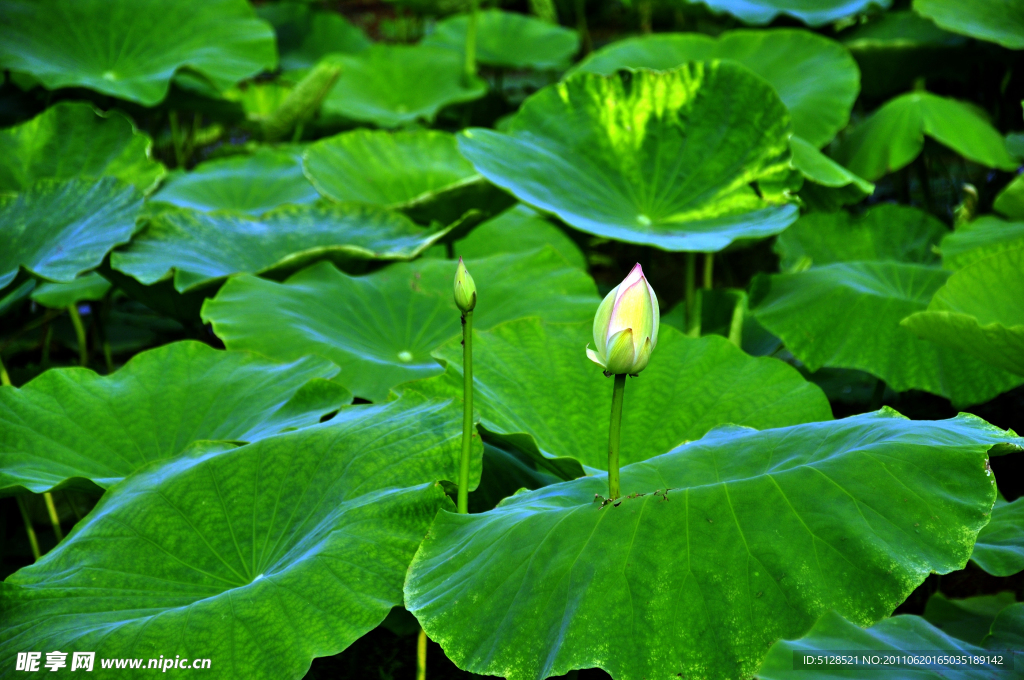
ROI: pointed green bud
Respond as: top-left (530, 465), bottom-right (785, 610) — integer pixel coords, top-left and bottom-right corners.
top-left (453, 257), bottom-right (477, 313)
top-left (586, 263), bottom-right (659, 375)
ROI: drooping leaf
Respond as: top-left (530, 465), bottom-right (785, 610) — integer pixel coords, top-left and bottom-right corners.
top-left (458, 63), bottom-right (797, 252)
top-left (837, 91), bottom-right (1017, 181)
top-left (789, 136), bottom-right (874, 210)
top-left (423, 10), bottom-right (579, 70)
top-left (0, 177), bottom-right (142, 289)
top-left (151, 148), bottom-right (320, 216)
top-left (750, 262), bottom-right (1023, 406)
top-left (994, 175), bottom-right (1024, 220)
top-left (0, 101), bottom-right (164, 194)
top-left (913, 0), bottom-right (1024, 50)
top-left (111, 203), bottom-right (450, 293)
top-left (972, 496), bottom-right (1024, 577)
top-left (29, 273), bottom-right (111, 309)
top-left (923, 592), bottom-right (1019, 646)
top-left (201, 248), bottom-right (600, 401)
top-left (0, 390), bottom-right (475, 679)
top-left (684, 0), bottom-right (892, 26)
top-left (774, 203), bottom-right (946, 272)
top-left (321, 44), bottom-right (487, 128)
top-left (406, 410), bottom-right (1019, 680)
top-left (257, 1), bottom-right (370, 71)
top-left (901, 246), bottom-right (1024, 377)
top-left (939, 216), bottom-right (1024, 269)
top-left (0, 0), bottom-right (276, 105)
top-left (403, 318), bottom-right (831, 478)
top-left (0, 340), bottom-right (350, 495)
top-left (454, 204), bottom-right (587, 269)
top-left (758, 610), bottom-right (1021, 680)
top-left (571, 29), bottom-right (860, 147)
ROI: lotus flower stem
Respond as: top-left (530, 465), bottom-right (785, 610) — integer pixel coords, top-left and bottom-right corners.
top-left (458, 310), bottom-right (474, 514)
top-left (607, 373), bottom-right (626, 499)
top-left (416, 627), bottom-right (428, 680)
top-left (16, 495), bottom-right (41, 561)
top-left (703, 253), bottom-right (714, 289)
top-left (67, 305), bottom-right (88, 367)
top-left (464, 0), bottom-right (479, 80)
top-left (43, 492), bottom-right (63, 541)
top-left (684, 253), bottom-right (696, 335)
top-left (0, 354), bottom-right (10, 386)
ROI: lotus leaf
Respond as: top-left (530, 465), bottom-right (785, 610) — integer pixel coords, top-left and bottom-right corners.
top-left (571, 30), bottom-right (860, 147)
top-left (913, 0), bottom-right (1024, 50)
top-left (423, 10), bottom-right (579, 70)
top-left (454, 204), bottom-right (587, 269)
top-left (684, 0), bottom-right (892, 26)
top-left (0, 390), bottom-right (475, 679)
top-left (939, 216), bottom-right (1024, 269)
top-left (984, 603), bottom-right (1024, 651)
top-left (923, 593), bottom-right (1018, 645)
top-left (775, 203), bottom-right (946, 272)
top-left (901, 246), bottom-right (1024, 377)
top-left (0, 101), bottom-right (164, 194)
top-left (0, 341), bottom-right (350, 495)
top-left (201, 248), bottom-right (599, 401)
top-left (29, 273), bottom-right (111, 309)
top-left (402, 318), bottom-right (831, 478)
top-left (994, 175), bottom-right (1024, 220)
top-left (111, 203), bottom-right (450, 293)
top-left (458, 63), bottom-right (798, 252)
top-left (0, 177), bottom-right (142, 289)
top-left (321, 44), bottom-right (487, 128)
top-left (406, 410), bottom-right (1018, 680)
top-left (0, 0), bottom-right (276, 105)
top-left (837, 91), bottom-right (1017, 181)
top-left (750, 262), bottom-right (1023, 406)
top-left (972, 496), bottom-right (1024, 577)
top-left (151, 149), bottom-right (319, 216)
top-left (758, 610), bottom-right (1021, 679)
top-left (257, 1), bottom-right (370, 71)
top-left (789, 137), bottom-right (874, 209)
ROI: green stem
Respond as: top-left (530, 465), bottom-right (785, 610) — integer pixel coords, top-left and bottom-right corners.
top-left (464, 0), bottom-right (479, 81)
top-left (703, 252), bottom-right (714, 290)
top-left (607, 373), bottom-right (626, 499)
top-left (416, 627), bottom-right (427, 680)
top-left (0, 353), bottom-right (11, 386)
top-left (43, 492), bottom-right (63, 541)
top-left (16, 495), bottom-right (41, 561)
top-left (67, 305), bottom-right (88, 366)
top-left (727, 298), bottom-right (744, 348)
top-left (458, 311), bottom-right (473, 514)
top-left (684, 252), bottom-right (696, 334)
top-left (575, 0), bottom-right (592, 54)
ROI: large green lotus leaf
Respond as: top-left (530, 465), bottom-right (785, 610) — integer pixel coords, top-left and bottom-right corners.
top-left (901, 247), bottom-right (1024, 377)
top-left (939, 216), bottom-right (1024, 270)
top-left (29, 272), bottom-right (111, 309)
top-left (994, 175), bottom-right (1024, 220)
top-left (406, 410), bottom-right (1018, 680)
top-left (789, 136), bottom-right (874, 209)
top-left (0, 101), bottom-right (164, 194)
top-left (151, 148), bottom-right (320, 216)
top-left (750, 262), bottom-right (1023, 406)
top-left (923, 592), bottom-right (1018, 646)
top-left (423, 10), bottom-right (579, 70)
top-left (110, 203), bottom-right (449, 293)
top-left (758, 610), bottom-right (1022, 680)
top-left (0, 390), bottom-right (475, 680)
top-left (972, 496), bottom-right (1024, 577)
top-left (571, 30), bottom-right (860, 148)
top-left (303, 129), bottom-right (485, 218)
top-left (454, 204), bottom-right (587, 269)
top-left (985, 603), bottom-right (1024, 651)
top-left (257, 1), bottom-right (370, 71)
top-left (0, 177), bottom-right (142, 289)
top-left (0, 0), bottom-right (276, 106)
top-left (322, 44), bottom-right (487, 128)
top-left (837, 92), bottom-right (1017, 181)
top-left (0, 340), bottom-right (351, 495)
top-left (201, 248), bottom-right (599, 401)
top-left (458, 63), bottom-right (797, 252)
top-left (913, 0), bottom-right (1024, 50)
top-left (775, 203), bottom-right (946, 272)
top-left (683, 0), bottom-right (892, 26)
top-left (403, 318), bottom-right (831, 479)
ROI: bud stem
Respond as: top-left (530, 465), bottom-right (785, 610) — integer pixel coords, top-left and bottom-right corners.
top-left (607, 373), bottom-right (626, 499)
top-left (457, 310), bottom-right (474, 514)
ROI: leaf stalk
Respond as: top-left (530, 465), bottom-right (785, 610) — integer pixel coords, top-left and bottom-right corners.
top-left (607, 373), bottom-right (626, 499)
top-left (458, 310), bottom-right (473, 514)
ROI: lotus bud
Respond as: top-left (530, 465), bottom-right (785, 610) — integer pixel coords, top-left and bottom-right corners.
top-left (453, 257), bottom-right (477, 313)
top-left (587, 263), bottom-right (659, 375)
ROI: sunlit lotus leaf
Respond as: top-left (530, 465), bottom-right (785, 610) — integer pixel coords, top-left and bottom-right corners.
top-left (424, 10), bottom-right (579, 70)
top-left (939, 216), bottom-right (1024, 270)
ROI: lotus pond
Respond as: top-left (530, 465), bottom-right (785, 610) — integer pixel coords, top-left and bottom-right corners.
top-left (1, 0), bottom-right (1023, 678)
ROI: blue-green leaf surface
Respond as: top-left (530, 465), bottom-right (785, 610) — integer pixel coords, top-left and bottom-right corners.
top-left (684, 0), bottom-right (892, 26)
top-left (972, 496), bottom-right (1024, 577)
